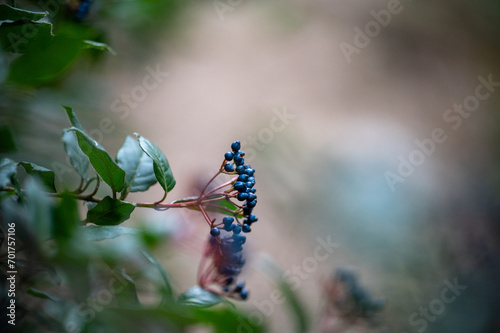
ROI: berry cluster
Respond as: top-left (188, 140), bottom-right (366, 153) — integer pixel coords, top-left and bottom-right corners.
top-left (198, 141), bottom-right (259, 300)
top-left (324, 268), bottom-right (385, 321)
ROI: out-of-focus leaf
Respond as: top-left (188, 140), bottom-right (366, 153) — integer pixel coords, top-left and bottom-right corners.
top-left (0, 158), bottom-right (17, 188)
top-left (117, 136), bottom-right (156, 194)
top-left (0, 21), bottom-right (53, 54)
top-left (142, 250), bottom-right (173, 301)
top-left (82, 225), bottom-right (138, 241)
top-left (19, 161), bottom-right (56, 193)
top-left (7, 35), bottom-right (83, 85)
top-left (0, 125), bottom-right (16, 153)
top-left (136, 134), bottom-right (175, 194)
top-left (24, 179), bottom-right (53, 245)
top-left (260, 254), bottom-right (309, 333)
top-left (69, 127), bottom-right (125, 192)
top-left (178, 286), bottom-right (224, 308)
top-left (53, 194), bottom-right (79, 240)
top-left (86, 196), bottom-right (135, 225)
top-left (27, 288), bottom-right (61, 302)
top-left (0, 4), bottom-right (47, 21)
top-left (83, 40), bottom-right (116, 55)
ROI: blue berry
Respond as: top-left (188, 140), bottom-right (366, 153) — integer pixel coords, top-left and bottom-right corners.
top-left (233, 233), bottom-right (246, 244)
top-left (247, 193), bottom-right (257, 201)
top-left (237, 192), bottom-right (249, 201)
top-left (242, 224), bottom-right (251, 232)
top-left (224, 223), bottom-right (235, 232)
top-left (236, 165), bottom-right (245, 174)
top-left (210, 227), bottom-right (220, 237)
top-left (248, 214), bottom-right (258, 223)
top-left (247, 176), bottom-right (255, 183)
top-left (249, 188), bottom-right (256, 193)
top-left (245, 168), bottom-right (255, 176)
top-left (243, 207), bottom-right (253, 215)
top-left (225, 152), bottom-right (234, 161)
top-left (234, 281), bottom-right (245, 292)
top-left (234, 156), bottom-right (244, 166)
top-left (233, 181), bottom-right (246, 192)
top-left (224, 163), bottom-right (234, 172)
top-left (247, 200), bottom-right (257, 208)
top-left (240, 289), bottom-right (249, 300)
top-left (225, 277), bottom-right (234, 285)
top-left (231, 141), bottom-right (241, 152)
top-left (223, 216), bottom-right (234, 226)
top-left (233, 224), bottom-right (242, 234)
top-left (237, 174), bottom-right (248, 182)
top-left (246, 181), bottom-right (254, 188)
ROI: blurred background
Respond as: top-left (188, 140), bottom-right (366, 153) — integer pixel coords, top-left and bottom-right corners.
top-left (2, 0), bottom-right (500, 332)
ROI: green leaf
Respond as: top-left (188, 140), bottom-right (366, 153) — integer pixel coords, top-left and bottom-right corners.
top-left (62, 107), bottom-right (89, 178)
top-left (0, 21), bottom-right (53, 54)
top-left (7, 35), bottom-right (83, 85)
top-left (117, 136), bottom-right (157, 194)
top-left (27, 288), bottom-right (61, 302)
top-left (0, 4), bottom-right (47, 22)
top-left (62, 105), bottom-right (84, 130)
top-left (0, 125), bottom-right (16, 153)
top-left (0, 158), bottom-right (17, 188)
top-left (178, 286), bottom-right (224, 308)
top-left (86, 196), bottom-right (135, 225)
top-left (172, 194), bottom-right (244, 218)
top-left (82, 225), bottom-right (139, 241)
top-left (19, 161), bottom-right (56, 193)
top-left (69, 127), bottom-right (125, 192)
top-left (279, 279), bottom-right (309, 333)
top-left (136, 134), bottom-right (176, 194)
top-left (53, 194), bottom-right (79, 240)
top-left (141, 250), bottom-right (173, 302)
top-left (62, 129), bottom-right (89, 179)
top-left (83, 40), bottom-right (116, 55)
top-left (25, 179), bottom-right (53, 245)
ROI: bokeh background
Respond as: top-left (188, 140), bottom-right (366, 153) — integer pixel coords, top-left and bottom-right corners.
top-left (2, 0), bottom-right (500, 332)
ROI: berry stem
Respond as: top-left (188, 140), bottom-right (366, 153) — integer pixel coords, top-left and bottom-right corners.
top-left (204, 177), bottom-right (237, 196)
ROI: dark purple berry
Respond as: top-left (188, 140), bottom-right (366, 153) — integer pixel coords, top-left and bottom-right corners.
top-left (225, 152), bottom-right (234, 161)
top-left (231, 141), bottom-right (241, 152)
top-left (224, 163), bottom-right (234, 172)
top-left (210, 227), bottom-right (220, 237)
